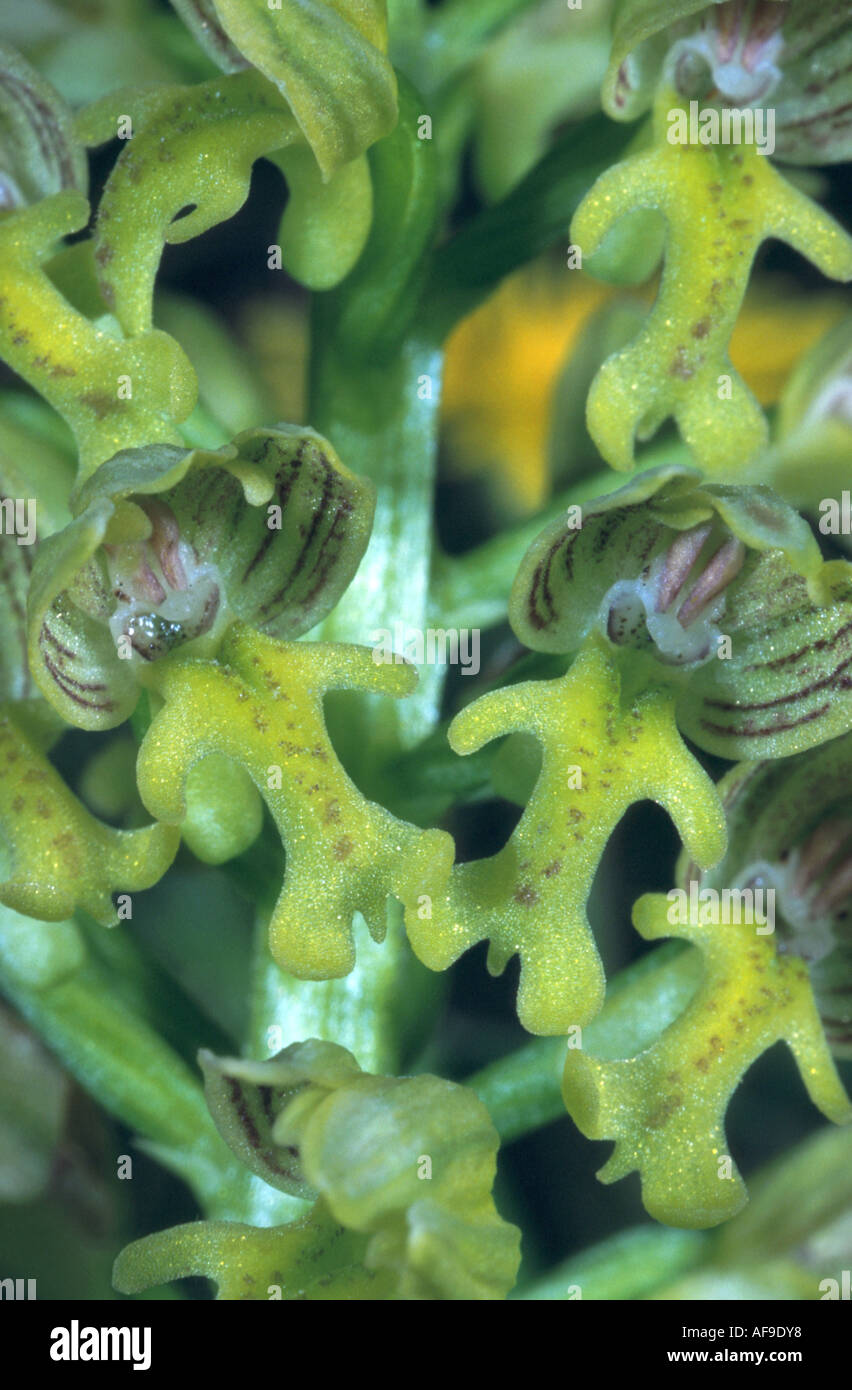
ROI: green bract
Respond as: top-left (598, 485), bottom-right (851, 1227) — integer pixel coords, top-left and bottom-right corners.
top-left (26, 424), bottom-right (375, 730)
top-left (510, 465), bottom-right (852, 759)
top-left (115, 1040), bottom-right (521, 1300)
top-left (169, 0), bottom-right (398, 179)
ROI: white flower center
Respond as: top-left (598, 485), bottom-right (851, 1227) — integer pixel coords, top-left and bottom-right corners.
top-left (601, 523), bottom-right (745, 667)
top-left (104, 499), bottom-right (221, 661)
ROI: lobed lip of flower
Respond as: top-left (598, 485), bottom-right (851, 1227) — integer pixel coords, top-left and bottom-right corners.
top-left (678, 736), bottom-right (852, 1055)
top-left (603, 0), bottom-right (852, 164)
top-left (25, 424), bottom-right (376, 731)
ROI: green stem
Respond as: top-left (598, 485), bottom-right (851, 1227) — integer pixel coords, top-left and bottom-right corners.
top-left (246, 901), bottom-right (409, 1076)
top-left (230, 901), bottom-right (414, 1227)
top-left (513, 1224), bottom-right (706, 1300)
top-left (467, 942), bottom-right (701, 1141)
top-left (0, 950), bottom-right (243, 1219)
top-left (310, 333), bottom-right (445, 775)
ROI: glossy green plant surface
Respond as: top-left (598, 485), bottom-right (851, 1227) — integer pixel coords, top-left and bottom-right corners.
top-left (2, 0), bottom-right (852, 1303)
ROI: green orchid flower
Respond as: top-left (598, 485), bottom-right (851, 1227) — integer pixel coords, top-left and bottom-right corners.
top-left (163, 0), bottom-right (401, 288)
top-left (683, 733), bottom-right (852, 1056)
top-left (0, 188), bottom-right (196, 490)
top-left (509, 465), bottom-right (852, 759)
top-left (0, 48), bottom-right (202, 483)
top-left (78, 71), bottom-right (301, 339)
top-left (114, 1039), bottom-right (521, 1300)
top-left (563, 889), bottom-right (851, 1229)
top-left (26, 423), bottom-right (375, 732)
top-left (562, 732), bottom-right (852, 1229)
top-left (0, 48), bottom-right (388, 500)
top-left (168, 0), bottom-right (398, 181)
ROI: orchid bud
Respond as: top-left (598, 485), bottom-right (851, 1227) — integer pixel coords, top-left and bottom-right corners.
top-left (114, 1040), bottom-right (521, 1301)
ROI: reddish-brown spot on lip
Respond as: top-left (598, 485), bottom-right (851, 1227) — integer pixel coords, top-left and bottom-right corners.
top-left (513, 884), bottom-right (539, 907)
top-left (669, 347), bottom-right (694, 379)
top-left (645, 1094), bottom-right (682, 1129)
